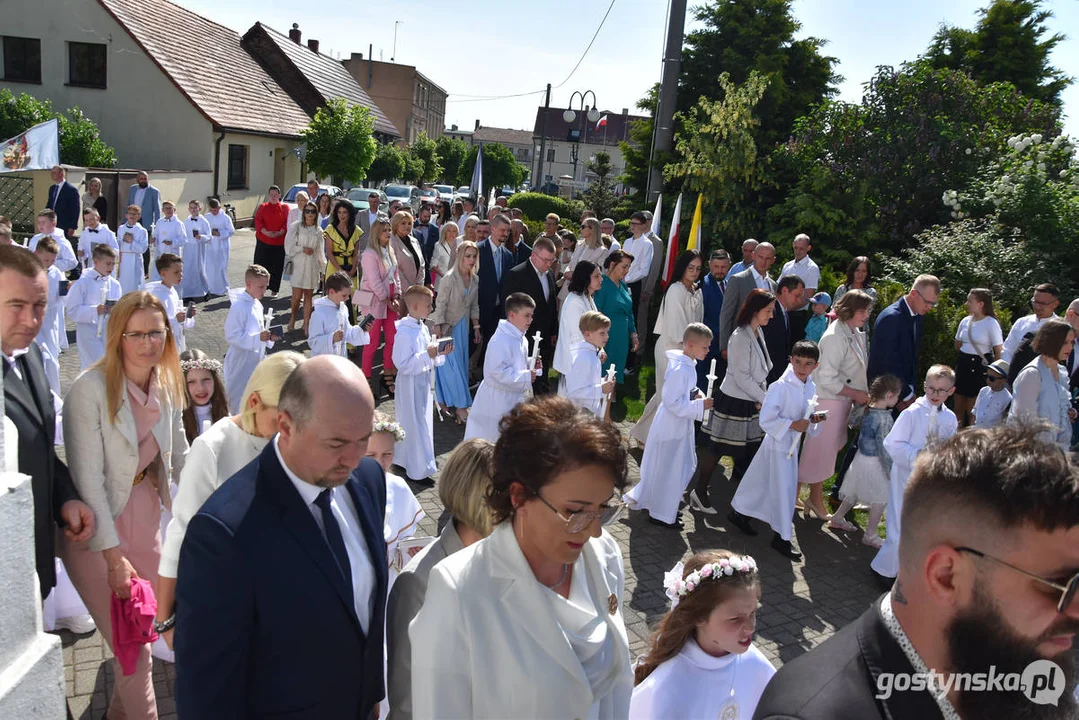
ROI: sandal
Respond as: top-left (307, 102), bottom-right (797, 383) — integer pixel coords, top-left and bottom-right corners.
top-left (862, 534), bottom-right (884, 549)
top-left (828, 517), bottom-right (859, 532)
top-left (455, 408), bottom-right (468, 425)
top-left (383, 374), bottom-right (396, 394)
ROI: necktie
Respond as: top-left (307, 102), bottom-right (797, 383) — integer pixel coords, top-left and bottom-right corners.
top-left (314, 489), bottom-right (354, 606)
top-left (495, 248), bottom-right (502, 282)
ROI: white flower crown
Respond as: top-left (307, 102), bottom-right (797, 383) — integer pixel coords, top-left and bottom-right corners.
top-left (663, 556), bottom-right (758, 608)
top-left (373, 419), bottom-right (406, 443)
top-left (181, 358), bottom-right (223, 374)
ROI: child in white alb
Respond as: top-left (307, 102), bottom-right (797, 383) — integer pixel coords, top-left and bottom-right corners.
top-left (223, 265), bottom-right (280, 413)
top-left (630, 550), bottom-right (775, 720)
top-left (65, 245), bottom-right (122, 369)
top-left (828, 374), bottom-right (902, 549)
top-left (871, 365), bottom-right (959, 580)
top-left (77, 208), bottom-right (117, 269)
top-left (727, 341), bottom-right (826, 560)
top-left (32, 239), bottom-right (64, 395)
top-left (625, 323), bottom-right (714, 529)
top-left (562, 310), bottom-right (616, 416)
top-left (180, 199), bottom-right (211, 300)
top-left (116, 204), bottom-right (149, 294)
top-left (309, 271), bottom-right (372, 357)
top-left (464, 292), bottom-right (540, 443)
top-left (204, 198), bottom-right (235, 296)
top-left (151, 201), bottom-right (186, 281)
top-left (144, 252), bottom-right (196, 352)
top-left (972, 359), bottom-right (1012, 428)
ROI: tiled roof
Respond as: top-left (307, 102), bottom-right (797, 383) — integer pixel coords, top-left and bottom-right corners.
top-left (473, 126), bottom-right (534, 147)
top-left (532, 107), bottom-right (649, 148)
top-left (97, 0), bottom-right (310, 138)
top-left (252, 23), bottom-right (399, 138)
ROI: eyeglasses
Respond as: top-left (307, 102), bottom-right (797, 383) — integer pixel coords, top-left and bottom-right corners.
top-left (122, 330), bottom-right (167, 344)
top-left (956, 546), bottom-right (1079, 613)
top-left (533, 492), bottom-right (624, 534)
top-left (915, 288), bottom-right (938, 308)
top-left (925, 386), bottom-right (952, 395)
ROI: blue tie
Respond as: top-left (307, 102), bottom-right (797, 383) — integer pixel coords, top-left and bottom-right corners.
top-left (314, 489), bottom-right (354, 607)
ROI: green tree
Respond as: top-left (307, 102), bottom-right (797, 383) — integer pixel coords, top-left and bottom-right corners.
top-left (463, 142), bottom-right (525, 193)
top-left (0, 89), bottom-right (117, 167)
top-left (580, 151), bottom-right (618, 219)
top-left (406, 132), bottom-right (441, 185)
top-left (924, 0), bottom-right (1070, 106)
top-left (618, 85), bottom-right (659, 206)
top-left (300, 98), bottom-right (377, 184)
top-left (368, 142), bottom-right (405, 185)
top-left (666, 72), bottom-right (771, 245)
top-left (401, 151), bottom-right (425, 185)
top-left (435, 135), bottom-right (469, 186)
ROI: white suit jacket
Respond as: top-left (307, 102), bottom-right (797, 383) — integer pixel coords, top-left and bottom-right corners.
top-left (410, 522), bottom-right (633, 719)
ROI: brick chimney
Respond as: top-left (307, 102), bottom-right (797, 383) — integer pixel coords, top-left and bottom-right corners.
top-left (350, 52), bottom-right (364, 62)
top-left (288, 23), bottom-right (301, 44)
top-left (307, 38), bottom-right (319, 52)
top-left (474, 119), bottom-right (480, 131)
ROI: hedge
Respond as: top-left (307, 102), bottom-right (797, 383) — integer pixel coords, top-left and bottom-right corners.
top-left (508, 192), bottom-right (586, 224)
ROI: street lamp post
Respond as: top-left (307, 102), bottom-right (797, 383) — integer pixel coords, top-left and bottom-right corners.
top-left (391, 21), bottom-right (403, 62)
top-left (563, 90), bottom-right (600, 200)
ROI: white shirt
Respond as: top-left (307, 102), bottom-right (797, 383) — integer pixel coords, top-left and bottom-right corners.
top-left (781, 255), bottom-right (820, 310)
top-left (750, 266), bottom-right (771, 291)
top-left (2, 347), bottom-right (30, 381)
top-left (133, 187), bottom-right (147, 208)
top-left (531, 259), bottom-right (550, 301)
top-left (1002, 313), bottom-right (1058, 363)
top-left (274, 437), bottom-right (376, 633)
top-left (621, 234), bottom-right (654, 285)
top-left (368, 210), bottom-right (379, 229)
top-left (955, 315), bottom-right (1004, 356)
top-left (973, 386), bottom-right (1012, 428)
top-left (29, 230), bottom-right (78, 272)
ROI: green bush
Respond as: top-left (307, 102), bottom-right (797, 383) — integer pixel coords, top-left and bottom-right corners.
top-left (521, 219), bottom-right (545, 242)
top-left (614, 219), bottom-right (631, 238)
top-left (508, 192), bottom-right (585, 224)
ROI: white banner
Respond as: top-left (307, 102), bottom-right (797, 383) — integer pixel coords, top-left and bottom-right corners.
top-left (0, 119), bottom-right (60, 173)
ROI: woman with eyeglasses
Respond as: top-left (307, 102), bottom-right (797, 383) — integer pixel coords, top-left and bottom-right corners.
top-left (411, 395), bottom-right (634, 719)
top-left (155, 351), bottom-right (305, 654)
top-left (59, 292), bottom-right (188, 718)
top-left (285, 201), bottom-right (327, 335)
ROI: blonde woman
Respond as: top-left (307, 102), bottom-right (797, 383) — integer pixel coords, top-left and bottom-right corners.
top-left (390, 210), bottom-right (425, 288)
top-left (82, 176), bottom-right (108, 223)
top-left (430, 221), bottom-right (459, 292)
top-left (430, 240), bottom-right (481, 423)
top-left (387, 438), bottom-right (495, 720)
top-left (285, 201), bottom-right (327, 334)
top-left (155, 350), bottom-right (304, 650)
top-left (559, 217), bottom-right (607, 302)
top-left (286, 190), bottom-right (309, 228)
top-left (461, 214), bottom-right (480, 243)
top-left (358, 217), bottom-right (401, 389)
top-left (60, 292), bottom-right (188, 719)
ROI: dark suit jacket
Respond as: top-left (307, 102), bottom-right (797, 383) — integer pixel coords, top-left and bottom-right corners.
top-left (866, 297), bottom-right (923, 400)
top-left (719, 268), bottom-right (777, 353)
top-left (763, 303), bottom-right (792, 385)
top-left (753, 601), bottom-right (945, 720)
top-left (175, 445), bottom-right (389, 719)
top-left (412, 223), bottom-right (439, 284)
top-left (500, 259), bottom-right (558, 372)
top-left (698, 273), bottom-right (726, 390)
top-left (47, 181), bottom-right (80, 234)
top-left (477, 239), bottom-right (514, 338)
top-left (4, 343), bottom-right (80, 596)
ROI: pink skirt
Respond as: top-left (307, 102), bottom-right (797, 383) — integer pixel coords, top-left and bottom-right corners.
top-left (798, 397), bottom-right (853, 484)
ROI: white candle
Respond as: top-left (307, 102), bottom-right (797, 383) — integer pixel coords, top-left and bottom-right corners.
top-left (97, 285), bottom-right (109, 338)
top-left (703, 358), bottom-right (719, 423)
top-left (599, 363), bottom-right (617, 418)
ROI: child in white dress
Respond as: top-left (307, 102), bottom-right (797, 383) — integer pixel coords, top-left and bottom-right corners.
top-left (631, 550), bottom-right (775, 720)
top-left (562, 311), bottom-right (616, 416)
top-left (828, 374), bottom-right (902, 548)
top-left (625, 323), bottom-right (714, 529)
top-left (972, 359), bottom-right (1012, 428)
top-left (65, 245), bottom-right (122, 369)
top-left (464, 292), bottom-right (539, 442)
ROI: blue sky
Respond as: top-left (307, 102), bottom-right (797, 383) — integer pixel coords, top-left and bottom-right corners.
top-left (177, 0), bottom-right (1079, 135)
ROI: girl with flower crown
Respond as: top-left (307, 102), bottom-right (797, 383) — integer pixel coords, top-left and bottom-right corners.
top-left (179, 349), bottom-right (229, 444)
top-left (630, 549), bottom-right (775, 720)
top-left (366, 412), bottom-right (427, 585)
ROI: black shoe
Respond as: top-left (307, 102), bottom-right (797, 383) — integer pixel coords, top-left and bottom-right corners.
top-left (648, 514), bottom-right (683, 530)
top-left (727, 511), bottom-right (757, 536)
top-left (872, 570), bottom-right (895, 591)
top-left (407, 475), bottom-right (436, 487)
top-left (771, 532), bottom-right (802, 561)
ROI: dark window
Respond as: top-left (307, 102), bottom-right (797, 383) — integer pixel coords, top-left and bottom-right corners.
top-left (68, 42), bottom-right (107, 88)
top-left (546, 148), bottom-right (555, 162)
top-left (227, 145), bottom-right (249, 190)
top-left (3, 36), bottom-right (41, 84)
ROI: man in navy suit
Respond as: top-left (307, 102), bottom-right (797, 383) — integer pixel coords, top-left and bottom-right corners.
top-left (412, 204), bottom-right (439, 285)
top-left (126, 171), bottom-right (162, 276)
top-left (45, 165), bottom-right (80, 240)
top-left (763, 275), bottom-right (806, 385)
top-left (175, 355), bottom-right (388, 719)
top-left (697, 249), bottom-right (731, 392)
top-left (477, 213), bottom-right (515, 362)
top-left (500, 237), bottom-right (559, 394)
top-left (867, 275), bottom-right (940, 412)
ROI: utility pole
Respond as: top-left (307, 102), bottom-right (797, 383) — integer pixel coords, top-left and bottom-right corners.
top-left (645, 0), bottom-right (687, 204)
top-left (391, 21), bottom-right (403, 62)
top-left (536, 83), bottom-right (551, 191)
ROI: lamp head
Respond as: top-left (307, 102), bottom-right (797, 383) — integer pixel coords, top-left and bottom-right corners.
top-left (563, 109), bottom-right (576, 123)
top-left (586, 107), bottom-right (601, 123)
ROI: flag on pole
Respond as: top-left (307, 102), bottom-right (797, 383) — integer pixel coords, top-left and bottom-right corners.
top-left (661, 193), bottom-right (683, 287)
top-left (469, 144), bottom-right (484, 200)
top-left (650, 194), bottom-right (662, 237)
top-left (687, 194), bottom-right (703, 251)
top-left (0, 119), bottom-right (59, 173)
top-left (595, 114), bottom-right (608, 130)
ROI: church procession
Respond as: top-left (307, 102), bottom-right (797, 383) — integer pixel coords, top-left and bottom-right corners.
top-left (4, 0), bottom-right (1079, 718)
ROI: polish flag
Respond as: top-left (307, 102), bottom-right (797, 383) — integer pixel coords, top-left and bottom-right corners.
top-left (661, 193), bottom-right (683, 287)
top-left (595, 114), bottom-right (608, 130)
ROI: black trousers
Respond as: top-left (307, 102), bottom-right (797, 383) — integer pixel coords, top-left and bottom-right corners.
top-left (253, 241), bottom-right (286, 293)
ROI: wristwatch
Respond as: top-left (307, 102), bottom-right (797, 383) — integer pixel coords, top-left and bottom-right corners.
top-left (154, 614), bottom-right (176, 634)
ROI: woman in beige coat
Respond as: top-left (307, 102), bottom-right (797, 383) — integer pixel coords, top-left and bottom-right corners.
top-left (430, 240), bottom-right (481, 423)
top-left (285, 201), bottom-right (327, 335)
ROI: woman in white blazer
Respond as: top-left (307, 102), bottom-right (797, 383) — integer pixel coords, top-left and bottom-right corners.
top-left (386, 438), bottom-right (495, 720)
top-left (554, 260), bottom-right (602, 382)
top-left (59, 291), bottom-right (188, 719)
top-left (410, 396), bottom-right (634, 719)
top-left (154, 351), bottom-right (305, 650)
top-left (698, 289), bottom-right (776, 488)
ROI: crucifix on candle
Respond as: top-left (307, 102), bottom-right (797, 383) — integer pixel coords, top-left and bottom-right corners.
top-left (334, 316), bottom-right (345, 356)
top-left (703, 357), bottom-right (718, 424)
top-left (96, 285), bottom-right (109, 339)
top-left (598, 363), bottom-right (617, 419)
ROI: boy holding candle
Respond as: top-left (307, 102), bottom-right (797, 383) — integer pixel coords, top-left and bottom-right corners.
top-left (144, 253), bottom-right (195, 352)
top-left (562, 310), bottom-right (616, 416)
top-left (65, 244), bottom-right (122, 369)
top-left (309, 271), bottom-right (372, 358)
top-left (223, 264), bottom-right (279, 412)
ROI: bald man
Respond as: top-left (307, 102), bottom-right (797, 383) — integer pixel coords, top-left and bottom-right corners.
top-left (755, 424), bottom-right (1079, 719)
top-left (718, 241), bottom-right (777, 355)
top-left (176, 355), bottom-right (389, 718)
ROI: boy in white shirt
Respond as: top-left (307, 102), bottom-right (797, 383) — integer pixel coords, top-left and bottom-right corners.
top-left (76, 208), bottom-right (117, 269)
top-left (151, 201), bottom-right (186, 282)
top-left (392, 284), bottom-right (452, 481)
top-left (465, 292), bottom-right (540, 443)
top-left (180, 199), bottom-right (211, 301)
top-left (972, 359), bottom-right (1012, 428)
top-left (562, 310), bottom-right (616, 416)
top-left (144, 253), bottom-right (196, 352)
top-left (32, 238), bottom-right (64, 394)
top-left (116, 204), bottom-right (150, 293)
top-left (204, 198), bottom-right (235, 296)
top-left (625, 323), bottom-right (714, 530)
top-left (65, 245), bottom-right (122, 369)
top-left (309, 272), bottom-right (372, 357)
top-left (28, 209), bottom-right (78, 272)
top-left (223, 264), bottom-right (280, 412)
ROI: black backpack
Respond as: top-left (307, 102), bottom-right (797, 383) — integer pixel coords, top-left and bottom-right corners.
top-left (1007, 332), bottom-right (1037, 386)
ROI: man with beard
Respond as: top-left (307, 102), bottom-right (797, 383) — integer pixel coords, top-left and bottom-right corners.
top-left (126, 171), bottom-right (162, 276)
top-left (754, 423), bottom-right (1079, 720)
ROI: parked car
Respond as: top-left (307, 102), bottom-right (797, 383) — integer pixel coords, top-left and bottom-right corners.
top-left (433, 184), bottom-right (455, 202)
top-left (456, 186), bottom-right (471, 200)
top-left (384, 184), bottom-right (421, 213)
top-left (282, 183), bottom-right (340, 211)
top-left (419, 187), bottom-right (440, 206)
top-left (346, 187), bottom-right (388, 214)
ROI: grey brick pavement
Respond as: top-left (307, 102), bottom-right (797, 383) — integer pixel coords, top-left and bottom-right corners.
top-left (56, 230), bottom-right (885, 718)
